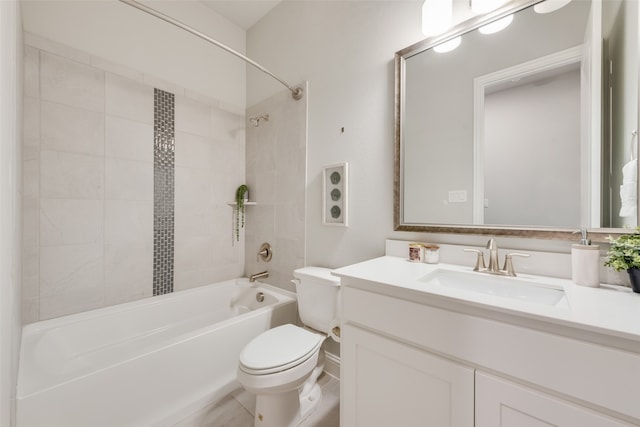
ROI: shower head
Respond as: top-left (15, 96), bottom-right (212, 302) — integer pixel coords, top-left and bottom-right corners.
top-left (249, 114), bottom-right (269, 127)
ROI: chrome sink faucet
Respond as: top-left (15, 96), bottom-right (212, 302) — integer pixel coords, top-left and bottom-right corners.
top-left (464, 238), bottom-right (529, 277)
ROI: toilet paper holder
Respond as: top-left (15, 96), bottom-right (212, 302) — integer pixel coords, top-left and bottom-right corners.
top-left (331, 325), bottom-right (341, 338)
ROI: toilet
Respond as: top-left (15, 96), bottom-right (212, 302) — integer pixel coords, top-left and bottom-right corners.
top-left (237, 267), bottom-right (341, 427)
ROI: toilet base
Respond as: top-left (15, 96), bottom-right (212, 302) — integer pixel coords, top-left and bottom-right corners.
top-left (252, 363), bottom-right (324, 427)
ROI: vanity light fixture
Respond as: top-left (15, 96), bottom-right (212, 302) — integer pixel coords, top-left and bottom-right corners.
top-left (421, 0), bottom-right (453, 36)
top-left (533, 0), bottom-right (572, 14)
top-left (478, 14), bottom-right (513, 34)
top-left (471, 0), bottom-right (507, 14)
top-left (433, 36), bottom-right (461, 53)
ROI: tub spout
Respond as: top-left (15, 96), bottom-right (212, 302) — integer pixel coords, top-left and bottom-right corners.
top-left (249, 271), bottom-right (269, 283)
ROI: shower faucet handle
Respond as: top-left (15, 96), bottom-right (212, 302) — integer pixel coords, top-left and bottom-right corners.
top-left (257, 242), bottom-right (273, 262)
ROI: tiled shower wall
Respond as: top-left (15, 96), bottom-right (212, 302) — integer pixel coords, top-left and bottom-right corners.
top-left (22, 35), bottom-right (245, 322)
top-left (244, 85), bottom-right (307, 291)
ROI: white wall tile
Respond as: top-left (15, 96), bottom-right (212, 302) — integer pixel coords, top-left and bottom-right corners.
top-left (104, 241), bottom-right (152, 304)
top-left (175, 207), bottom-right (216, 239)
top-left (105, 72), bottom-right (153, 124)
top-left (104, 199), bottom-right (153, 245)
top-left (40, 150), bottom-right (104, 199)
top-left (25, 32), bottom-right (91, 65)
top-left (40, 51), bottom-right (104, 112)
top-left (105, 115), bottom-right (153, 162)
top-left (174, 235), bottom-right (215, 273)
top-left (176, 95), bottom-right (211, 137)
top-left (23, 158), bottom-right (39, 199)
top-left (41, 100), bottom-right (104, 155)
top-left (23, 96), bottom-right (40, 161)
top-left (39, 243), bottom-right (104, 319)
top-left (175, 166), bottom-right (214, 207)
top-left (105, 158), bottom-right (153, 201)
top-left (40, 198), bottom-right (103, 246)
top-left (24, 45), bottom-right (39, 98)
top-left (211, 108), bottom-right (244, 145)
top-left (174, 131), bottom-right (215, 170)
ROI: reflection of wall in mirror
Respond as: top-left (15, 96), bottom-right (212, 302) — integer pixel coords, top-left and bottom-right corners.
top-left (484, 68), bottom-right (581, 227)
top-left (602, 0), bottom-right (639, 228)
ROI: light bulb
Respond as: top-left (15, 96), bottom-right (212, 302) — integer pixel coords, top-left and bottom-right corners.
top-left (534, 0), bottom-right (572, 14)
top-left (433, 36), bottom-right (461, 53)
top-left (471, 0), bottom-right (507, 14)
top-left (422, 0), bottom-right (453, 37)
top-left (479, 14), bottom-right (513, 34)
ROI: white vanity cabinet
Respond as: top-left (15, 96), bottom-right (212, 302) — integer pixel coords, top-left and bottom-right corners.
top-left (341, 324), bottom-right (474, 427)
top-left (339, 282), bottom-right (640, 427)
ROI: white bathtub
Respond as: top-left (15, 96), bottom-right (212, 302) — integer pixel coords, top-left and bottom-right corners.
top-left (16, 279), bottom-right (297, 427)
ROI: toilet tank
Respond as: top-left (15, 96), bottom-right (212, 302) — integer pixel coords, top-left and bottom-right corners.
top-left (293, 267), bottom-right (341, 334)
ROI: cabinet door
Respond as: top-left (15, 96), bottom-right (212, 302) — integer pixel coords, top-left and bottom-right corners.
top-left (476, 371), bottom-right (633, 427)
top-left (341, 324), bottom-right (474, 427)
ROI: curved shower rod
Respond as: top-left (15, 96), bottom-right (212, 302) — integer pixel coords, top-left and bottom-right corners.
top-left (118, 0), bottom-right (304, 101)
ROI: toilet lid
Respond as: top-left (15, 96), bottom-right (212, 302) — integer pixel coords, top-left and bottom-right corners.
top-left (239, 324), bottom-right (323, 374)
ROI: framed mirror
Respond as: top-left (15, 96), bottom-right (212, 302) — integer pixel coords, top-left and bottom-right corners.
top-left (394, 0), bottom-right (639, 242)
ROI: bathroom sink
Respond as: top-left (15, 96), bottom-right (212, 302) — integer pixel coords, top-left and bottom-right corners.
top-left (418, 269), bottom-right (566, 306)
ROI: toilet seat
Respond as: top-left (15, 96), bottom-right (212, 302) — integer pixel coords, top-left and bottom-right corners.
top-left (239, 324), bottom-right (323, 375)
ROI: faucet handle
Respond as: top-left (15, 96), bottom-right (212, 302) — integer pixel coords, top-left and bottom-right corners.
top-left (464, 248), bottom-right (486, 271)
top-left (502, 253), bottom-right (530, 277)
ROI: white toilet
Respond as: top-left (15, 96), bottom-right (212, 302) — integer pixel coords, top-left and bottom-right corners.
top-left (237, 267), bottom-right (341, 427)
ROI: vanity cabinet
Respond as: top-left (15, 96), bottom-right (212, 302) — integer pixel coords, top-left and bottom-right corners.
top-left (340, 284), bottom-right (640, 427)
top-left (341, 324), bottom-right (474, 427)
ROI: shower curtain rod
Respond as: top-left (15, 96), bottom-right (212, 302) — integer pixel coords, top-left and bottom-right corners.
top-left (118, 0), bottom-right (304, 101)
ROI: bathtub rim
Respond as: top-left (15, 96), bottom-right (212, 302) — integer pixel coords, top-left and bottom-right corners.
top-left (21, 278), bottom-right (295, 335)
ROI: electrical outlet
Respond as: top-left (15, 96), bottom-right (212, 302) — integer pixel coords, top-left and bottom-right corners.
top-left (448, 190), bottom-right (467, 203)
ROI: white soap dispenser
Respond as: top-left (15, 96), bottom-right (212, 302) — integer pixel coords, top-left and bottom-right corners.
top-left (571, 229), bottom-right (600, 288)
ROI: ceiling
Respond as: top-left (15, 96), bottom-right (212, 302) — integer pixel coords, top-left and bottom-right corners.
top-left (199, 0), bottom-right (282, 30)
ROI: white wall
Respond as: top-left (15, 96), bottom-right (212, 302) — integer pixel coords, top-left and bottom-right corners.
top-left (247, 1), bottom-right (588, 270)
top-left (21, 0), bottom-right (246, 110)
top-left (1, 0), bottom-right (23, 424)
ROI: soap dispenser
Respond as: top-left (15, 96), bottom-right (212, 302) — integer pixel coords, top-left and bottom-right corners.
top-left (571, 229), bottom-right (600, 287)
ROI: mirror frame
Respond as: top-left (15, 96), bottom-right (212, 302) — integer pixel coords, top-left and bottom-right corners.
top-left (394, 0), bottom-right (636, 243)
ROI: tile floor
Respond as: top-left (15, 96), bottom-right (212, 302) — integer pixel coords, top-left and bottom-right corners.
top-left (173, 374), bottom-right (340, 427)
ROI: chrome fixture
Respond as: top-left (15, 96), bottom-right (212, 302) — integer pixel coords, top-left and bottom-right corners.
top-left (249, 114), bottom-right (270, 127)
top-left (256, 292), bottom-right (265, 303)
top-left (464, 238), bottom-right (530, 277)
top-left (249, 271), bottom-right (269, 282)
top-left (257, 242), bottom-right (273, 262)
top-left (118, 0), bottom-right (303, 100)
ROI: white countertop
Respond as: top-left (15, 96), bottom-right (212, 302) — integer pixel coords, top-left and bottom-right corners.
top-left (333, 256), bottom-right (640, 344)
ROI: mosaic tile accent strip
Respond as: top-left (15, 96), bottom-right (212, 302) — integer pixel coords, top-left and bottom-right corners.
top-left (153, 88), bottom-right (175, 296)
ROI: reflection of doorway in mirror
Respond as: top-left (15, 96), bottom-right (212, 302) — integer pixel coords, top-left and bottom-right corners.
top-left (473, 46), bottom-right (589, 228)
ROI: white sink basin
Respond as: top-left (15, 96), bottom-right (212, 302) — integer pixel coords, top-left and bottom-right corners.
top-left (419, 269), bottom-right (566, 306)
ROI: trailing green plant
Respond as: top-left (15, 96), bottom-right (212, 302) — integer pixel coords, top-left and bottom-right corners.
top-left (234, 185), bottom-right (249, 242)
top-left (604, 227), bottom-right (640, 271)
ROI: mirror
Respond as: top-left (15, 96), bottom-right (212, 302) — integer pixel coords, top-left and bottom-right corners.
top-left (395, 0), bottom-right (639, 241)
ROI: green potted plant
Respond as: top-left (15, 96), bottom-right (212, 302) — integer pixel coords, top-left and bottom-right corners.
top-left (234, 185), bottom-right (249, 242)
top-left (604, 227), bottom-right (640, 293)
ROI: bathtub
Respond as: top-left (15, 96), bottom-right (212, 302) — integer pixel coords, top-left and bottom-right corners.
top-left (16, 279), bottom-right (297, 427)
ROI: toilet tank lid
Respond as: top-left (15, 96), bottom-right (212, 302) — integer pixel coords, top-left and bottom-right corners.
top-left (293, 267), bottom-right (340, 285)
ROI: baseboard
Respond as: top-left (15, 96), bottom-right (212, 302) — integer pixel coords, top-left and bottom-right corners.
top-left (323, 350), bottom-right (340, 380)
